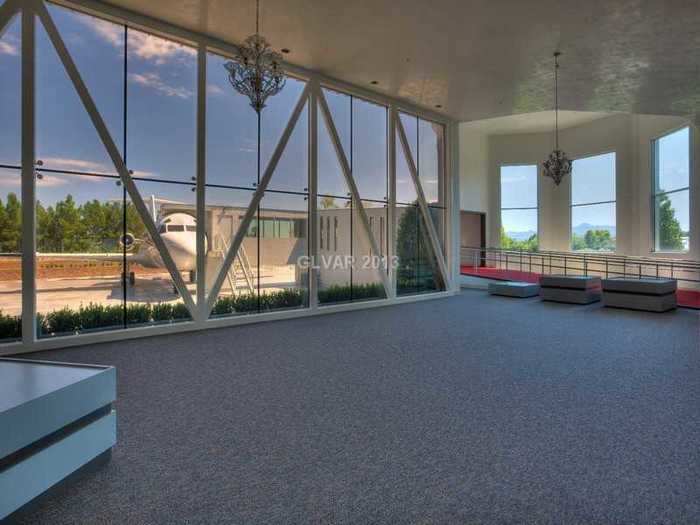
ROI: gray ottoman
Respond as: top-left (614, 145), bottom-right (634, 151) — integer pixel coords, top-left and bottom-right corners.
top-left (602, 278), bottom-right (677, 312)
top-left (488, 281), bottom-right (540, 298)
top-left (540, 275), bottom-right (601, 304)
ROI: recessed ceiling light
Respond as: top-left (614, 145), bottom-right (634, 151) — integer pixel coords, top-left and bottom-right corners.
top-left (370, 80), bottom-right (379, 85)
top-left (281, 48), bottom-right (290, 54)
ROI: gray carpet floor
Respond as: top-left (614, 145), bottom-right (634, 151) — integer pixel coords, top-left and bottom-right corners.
top-left (9, 290), bottom-right (700, 524)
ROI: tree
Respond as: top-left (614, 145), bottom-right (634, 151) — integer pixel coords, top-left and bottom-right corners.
top-left (572, 229), bottom-right (615, 251)
top-left (0, 193), bottom-right (21, 253)
top-left (500, 227), bottom-right (538, 251)
top-left (657, 193), bottom-right (684, 250)
top-left (396, 203), bottom-right (440, 290)
top-left (319, 196), bottom-right (338, 209)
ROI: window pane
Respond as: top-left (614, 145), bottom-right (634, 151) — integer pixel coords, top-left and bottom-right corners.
top-left (207, 187), bottom-right (258, 317)
top-left (571, 203), bottom-right (616, 252)
top-left (318, 99), bottom-right (350, 198)
top-left (261, 77), bottom-right (306, 175)
top-left (352, 98), bottom-right (387, 201)
top-left (571, 152), bottom-right (616, 205)
top-left (429, 205), bottom-right (446, 255)
top-left (322, 88), bottom-right (351, 164)
top-left (396, 203), bottom-right (445, 295)
top-left (0, 14), bottom-right (21, 166)
top-left (399, 112), bottom-right (417, 163)
top-left (48, 4), bottom-right (124, 156)
top-left (396, 133), bottom-right (417, 204)
top-left (500, 165), bottom-right (537, 209)
top-left (501, 209), bottom-right (538, 250)
top-left (0, 168), bottom-right (21, 342)
top-left (36, 20), bottom-right (115, 175)
top-left (127, 28), bottom-right (196, 182)
top-left (129, 179), bottom-right (196, 322)
top-left (352, 201), bottom-right (388, 302)
top-left (654, 190), bottom-right (689, 252)
top-left (206, 52), bottom-right (256, 188)
top-left (259, 192), bottom-right (308, 311)
top-left (654, 127), bottom-right (689, 193)
top-left (317, 197), bottom-right (352, 304)
top-left (36, 173), bottom-right (125, 337)
top-left (418, 119), bottom-right (444, 205)
top-left (266, 102), bottom-right (308, 192)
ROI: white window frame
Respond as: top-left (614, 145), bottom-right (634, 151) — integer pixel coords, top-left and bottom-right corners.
top-left (569, 151), bottom-right (617, 253)
top-left (651, 125), bottom-right (691, 254)
top-left (0, 0), bottom-right (456, 355)
top-left (498, 163), bottom-right (540, 250)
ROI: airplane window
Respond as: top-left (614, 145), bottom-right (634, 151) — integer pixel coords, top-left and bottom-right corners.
top-left (168, 225), bottom-right (185, 232)
top-left (186, 225), bottom-right (196, 232)
top-left (158, 225), bottom-right (167, 233)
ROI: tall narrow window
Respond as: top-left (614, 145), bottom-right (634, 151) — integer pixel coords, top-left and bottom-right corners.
top-left (570, 152), bottom-right (616, 252)
top-left (653, 127), bottom-right (690, 252)
top-left (500, 165), bottom-right (538, 250)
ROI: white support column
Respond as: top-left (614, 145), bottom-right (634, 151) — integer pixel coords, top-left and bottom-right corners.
top-left (21, 1), bottom-right (37, 344)
top-left (205, 83), bottom-right (311, 314)
top-left (0, 0), bottom-right (19, 36)
top-left (395, 111), bottom-right (451, 290)
top-left (195, 44), bottom-right (207, 322)
top-left (308, 78), bottom-right (319, 310)
top-left (317, 88), bottom-right (393, 299)
top-left (36, 2), bottom-right (199, 320)
top-left (448, 120), bottom-right (460, 291)
top-left (387, 105), bottom-right (397, 297)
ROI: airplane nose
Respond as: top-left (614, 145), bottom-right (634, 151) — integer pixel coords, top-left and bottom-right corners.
top-left (164, 235), bottom-right (197, 271)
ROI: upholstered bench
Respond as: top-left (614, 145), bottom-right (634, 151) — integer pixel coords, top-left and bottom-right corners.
top-left (602, 278), bottom-right (677, 312)
top-left (488, 281), bottom-right (540, 298)
top-left (539, 275), bottom-right (601, 304)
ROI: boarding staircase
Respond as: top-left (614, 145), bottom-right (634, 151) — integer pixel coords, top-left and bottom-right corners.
top-left (215, 235), bottom-right (256, 296)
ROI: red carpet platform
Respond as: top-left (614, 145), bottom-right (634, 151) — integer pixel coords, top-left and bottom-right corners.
top-left (461, 265), bottom-right (700, 309)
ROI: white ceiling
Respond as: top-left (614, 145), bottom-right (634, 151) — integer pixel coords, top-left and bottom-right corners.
top-left (460, 110), bottom-right (615, 135)
top-left (102, 0), bottom-right (700, 123)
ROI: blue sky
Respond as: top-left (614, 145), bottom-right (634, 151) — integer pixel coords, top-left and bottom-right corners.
top-left (0, 3), bottom-right (443, 224)
top-left (0, 6), bottom-right (397, 202)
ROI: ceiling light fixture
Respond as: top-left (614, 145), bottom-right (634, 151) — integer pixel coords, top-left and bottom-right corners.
top-left (542, 51), bottom-right (572, 186)
top-left (224, 0), bottom-right (285, 113)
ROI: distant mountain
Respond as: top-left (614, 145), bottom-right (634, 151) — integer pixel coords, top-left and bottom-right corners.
top-left (504, 224), bottom-right (616, 240)
top-left (572, 223), bottom-right (616, 236)
top-left (504, 230), bottom-right (537, 241)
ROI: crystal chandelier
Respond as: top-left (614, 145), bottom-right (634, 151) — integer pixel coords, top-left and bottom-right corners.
top-left (224, 0), bottom-right (286, 113)
top-left (542, 52), bottom-right (572, 186)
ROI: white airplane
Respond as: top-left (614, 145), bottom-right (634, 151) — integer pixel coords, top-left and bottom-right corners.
top-left (37, 211), bottom-right (206, 281)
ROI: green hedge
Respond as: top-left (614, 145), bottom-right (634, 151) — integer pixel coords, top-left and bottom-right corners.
top-left (1, 283), bottom-right (439, 341)
top-left (318, 283), bottom-right (385, 304)
top-left (211, 288), bottom-right (307, 316)
top-left (0, 311), bottom-right (21, 341)
top-left (34, 302), bottom-right (193, 337)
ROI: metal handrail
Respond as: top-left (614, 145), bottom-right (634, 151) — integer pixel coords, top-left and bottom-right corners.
top-left (460, 246), bottom-right (700, 287)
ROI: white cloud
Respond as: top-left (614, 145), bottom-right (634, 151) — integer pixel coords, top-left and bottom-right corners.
top-left (85, 17), bottom-right (123, 48)
top-left (0, 177), bottom-right (20, 188)
top-left (128, 31), bottom-right (196, 65)
top-left (128, 72), bottom-right (193, 99)
top-left (207, 84), bottom-right (224, 96)
top-left (0, 39), bottom-right (18, 56)
top-left (78, 16), bottom-right (195, 66)
top-left (40, 157), bottom-right (112, 173)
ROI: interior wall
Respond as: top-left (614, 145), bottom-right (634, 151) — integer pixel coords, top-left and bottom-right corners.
top-left (460, 113), bottom-right (699, 260)
top-left (458, 127), bottom-right (490, 243)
